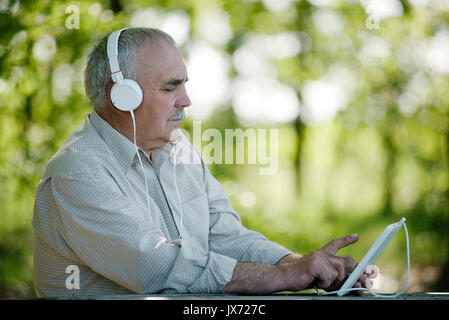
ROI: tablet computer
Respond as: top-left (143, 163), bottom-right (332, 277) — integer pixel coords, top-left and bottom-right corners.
top-left (337, 217), bottom-right (406, 296)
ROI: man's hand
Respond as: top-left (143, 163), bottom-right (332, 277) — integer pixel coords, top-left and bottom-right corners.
top-left (279, 234), bottom-right (366, 293)
top-left (222, 234), bottom-right (370, 295)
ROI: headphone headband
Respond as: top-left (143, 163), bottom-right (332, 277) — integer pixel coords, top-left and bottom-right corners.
top-left (107, 28), bottom-right (128, 83)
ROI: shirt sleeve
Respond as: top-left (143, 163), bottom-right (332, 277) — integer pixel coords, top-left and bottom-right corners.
top-left (201, 159), bottom-right (292, 265)
top-left (50, 175), bottom-right (236, 294)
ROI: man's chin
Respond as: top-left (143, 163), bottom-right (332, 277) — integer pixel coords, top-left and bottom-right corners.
top-left (169, 128), bottom-right (181, 142)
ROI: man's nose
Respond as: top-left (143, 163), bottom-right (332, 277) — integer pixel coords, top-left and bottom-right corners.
top-left (176, 85), bottom-right (191, 109)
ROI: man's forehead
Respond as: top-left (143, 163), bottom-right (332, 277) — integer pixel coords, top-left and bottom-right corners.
top-left (137, 41), bottom-right (187, 83)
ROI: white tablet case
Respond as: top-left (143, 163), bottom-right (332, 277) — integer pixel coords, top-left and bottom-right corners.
top-left (337, 217), bottom-right (406, 296)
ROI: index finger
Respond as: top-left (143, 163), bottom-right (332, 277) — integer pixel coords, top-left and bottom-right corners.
top-left (319, 234), bottom-right (359, 255)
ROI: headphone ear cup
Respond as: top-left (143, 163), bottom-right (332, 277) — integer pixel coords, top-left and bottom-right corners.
top-left (110, 79), bottom-right (143, 112)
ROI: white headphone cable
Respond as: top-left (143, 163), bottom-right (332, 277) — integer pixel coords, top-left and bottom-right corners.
top-left (171, 141), bottom-right (183, 239)
top-left (129, 110), bottom-right (151, 217)
top-left (129, 111), bottom-right (183, 245)
top-left (315, 222), bottom-right (410, 298)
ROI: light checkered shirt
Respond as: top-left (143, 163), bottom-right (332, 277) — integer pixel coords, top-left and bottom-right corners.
top-left (32, 110), bottom-right (291, 297)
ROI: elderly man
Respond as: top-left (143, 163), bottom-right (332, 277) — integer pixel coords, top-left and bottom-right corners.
top-left (32, 27), bottom-right (369, 297)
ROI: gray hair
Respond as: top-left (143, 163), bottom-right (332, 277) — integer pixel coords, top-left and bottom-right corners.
top-left (84, 27), bottom-right (176, 113)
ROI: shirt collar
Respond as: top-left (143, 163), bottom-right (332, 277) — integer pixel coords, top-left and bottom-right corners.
top-left (89, 110), bottom-right (138, 173)
top-left (89, 110), bottom-right (183, 172)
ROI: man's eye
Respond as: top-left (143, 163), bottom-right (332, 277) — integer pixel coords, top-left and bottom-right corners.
top-left (163, 87), bottom-right (175, 92)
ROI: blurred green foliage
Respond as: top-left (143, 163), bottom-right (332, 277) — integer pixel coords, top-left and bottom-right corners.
top-left (0, 0), bottom-right (448, 297)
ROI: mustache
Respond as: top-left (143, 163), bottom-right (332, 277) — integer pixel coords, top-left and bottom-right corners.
top-left (169, 109), bottom-right (187, 120)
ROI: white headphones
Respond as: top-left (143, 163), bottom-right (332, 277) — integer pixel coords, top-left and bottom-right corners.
top-left (107, 28), bottom-right (143, 112)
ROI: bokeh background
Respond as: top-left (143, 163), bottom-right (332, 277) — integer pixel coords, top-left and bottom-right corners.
top-left (1, 0), bottom-right (449, 297)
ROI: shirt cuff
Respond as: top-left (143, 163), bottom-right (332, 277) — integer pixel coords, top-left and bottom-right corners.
top-left (245, 240), bottom-right (293, 265)
top-left (187, 251), bottom-right (237, 294)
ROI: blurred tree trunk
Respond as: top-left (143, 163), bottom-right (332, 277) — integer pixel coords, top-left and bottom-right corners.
top-left (380, 114), bottom-right (397, 217)
top-left (19, 43), bottom-right (34, 186)
top-left (382, 132), bottom-right (395, 216)
top-left (294, 115), bottom-right (305, 194)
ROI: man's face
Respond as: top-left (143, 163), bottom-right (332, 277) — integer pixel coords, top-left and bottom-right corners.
top-left (134, 40), bottom-right (191, 152)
